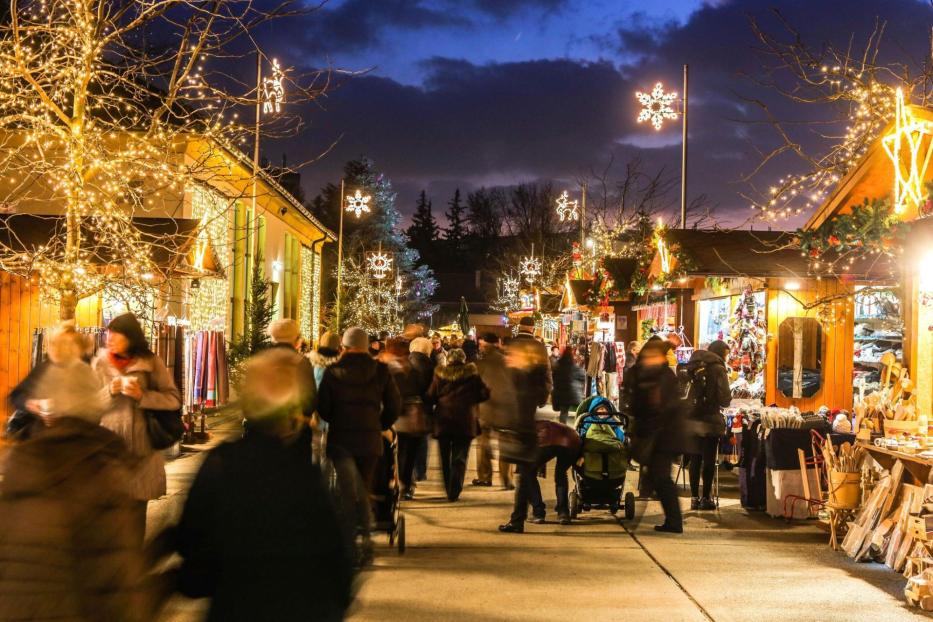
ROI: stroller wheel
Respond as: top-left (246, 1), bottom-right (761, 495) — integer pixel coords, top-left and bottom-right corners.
top-left (570, 491), bottom-right (580, 519)
top-left (624, 492), bottom-right (636, 520)
top-left (397, 515), bottom-right (406, 555)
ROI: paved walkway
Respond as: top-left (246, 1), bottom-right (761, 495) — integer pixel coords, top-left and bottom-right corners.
top-left (153, 413), bottom-right (930, 622)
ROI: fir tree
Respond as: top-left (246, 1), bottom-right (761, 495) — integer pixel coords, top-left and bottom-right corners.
top-left (466, 187), bottom-right (503, 239)
top-left (227, 252), bottom-right (275, 385)
top-left (444, 188), bottom-right (467, 244)
top-left (406, 190), bottom-right (440, 249)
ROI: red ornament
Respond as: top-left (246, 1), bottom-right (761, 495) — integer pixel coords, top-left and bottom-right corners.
top-left (809, 249), bottom-right (820, 257)
top-left (828, 235), bottom-right (840, 246)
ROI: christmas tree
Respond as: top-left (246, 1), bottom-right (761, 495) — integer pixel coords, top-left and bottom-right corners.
top-left (725, 287), bottom-right (767, 396)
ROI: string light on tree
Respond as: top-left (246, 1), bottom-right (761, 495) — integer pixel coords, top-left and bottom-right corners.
top-left (555, 190), bottom-right (579, 221)
top-left (636, 82), bottom-right (678, 130)
top-left (346, 189), bottom-right (372, 218)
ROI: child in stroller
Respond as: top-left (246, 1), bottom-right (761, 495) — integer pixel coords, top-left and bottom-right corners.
top-left (570, 397), bottom-right (636, 521)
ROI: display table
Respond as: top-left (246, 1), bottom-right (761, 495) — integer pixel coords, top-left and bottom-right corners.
top-left (863, 444), bottom-right (933, 485)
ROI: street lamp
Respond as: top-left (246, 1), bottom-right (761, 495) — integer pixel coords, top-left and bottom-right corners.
top-left (635, 65), bottom-right (689, 229)
top-left (335, 180), bottom-right (372, 330)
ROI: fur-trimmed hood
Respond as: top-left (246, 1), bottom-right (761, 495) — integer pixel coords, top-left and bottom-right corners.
top-left (307, 350), bottom-right (340, 369)
top-left (433, 361), bottom-right (479, 382)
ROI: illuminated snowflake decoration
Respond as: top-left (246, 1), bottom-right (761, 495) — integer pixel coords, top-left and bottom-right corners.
top-left (555, 190), bottom-right (579, 222)
top-left (636, 82), bottom-right (678, 130)
top-left (346, 189), bottom-right (371, 218)
top-left (367, 251), bottom-right (393, 279)
top-left (502, 275), bottom-right (520, 298)
top-left (519, 256), bottom-right (541, 283)
top-left (262, 58), bottom-right (286, 115)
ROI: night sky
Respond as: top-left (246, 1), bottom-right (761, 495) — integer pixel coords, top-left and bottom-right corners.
top-left (257, 0), bottom-right (933, 227)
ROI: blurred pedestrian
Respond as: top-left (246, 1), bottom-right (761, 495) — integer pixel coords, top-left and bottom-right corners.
top-left (308, 331), bottom-right (342, 389)
top-left (499, 316), bottom-right (553, 533)
top-left (93, 312), bottom-right (181, 538)
top-left (549, 344), bottom-right (560, 369)
top-left (461, 336), bottom-right (479, 363)
top-left (0, 323), bottom-right (151, 622)
top-left (172, 348), bottom-right (354, 622)
top-left (551, 347), bottom-right (585, 425)
top-left (625, 339), bottom-right (685, 533)
top-left (318, 327), bottom-right (401, 558)
top-left (474, 333), bottom-right (516, 489)
top-left (268, 318), bottom-right (317, 420)
top-left (529, 420), bottom-right (582, 525)
top-left (393, 337), bottom-right (434, 500)
top-left (427, 348), bottom-right (489, 501)
top-left (685, 340), bottom-right (731, 511)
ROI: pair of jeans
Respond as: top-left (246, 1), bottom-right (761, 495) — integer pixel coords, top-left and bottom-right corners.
top-left (476, 426), bottom-right (513, 486)
top-left (527, 445), bottom-right (576, 517)
top-left (688, 436), bottom-right (720, 499)
top-left (437, 436), bottom-right (472, 501)
top-left (647, 451), bottom-right (682, 530)
top-left (328, 447), bottom-right (375, 539)
top-left (397, 432), bottom-right (424, 492)
top-left (414, 435), bottom-right (428, 480)
top-left (509, 460), bottom-right (539, 523)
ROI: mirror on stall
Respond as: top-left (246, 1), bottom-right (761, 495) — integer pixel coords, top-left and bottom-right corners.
top-left (777, 317), bottom-right (823, 399)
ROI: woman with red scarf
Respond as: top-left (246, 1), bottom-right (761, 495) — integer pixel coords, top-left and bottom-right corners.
top-left (92, 313), bottom-right (181, 537)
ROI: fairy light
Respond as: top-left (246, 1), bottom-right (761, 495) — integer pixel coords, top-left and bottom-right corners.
top-left (299, 245), bottom-right (315, 342)
top-left (261, 58), bottom-right (286, 115)
top-left (555, 190), bottom-right (579, 221)
top-left (635, 82), bottom-right (678, 130)
top-left (366, 250), bottom-right (393, 280)
top-left (519, 255), bottom-right (542, 283)
top-left (881, 88), bottom-right (933, 215)
top-left (346, 189), bottom-right (371, 218)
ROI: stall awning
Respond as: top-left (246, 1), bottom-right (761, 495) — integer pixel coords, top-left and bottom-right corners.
top-left (0, 214), bottom-right (223, 278)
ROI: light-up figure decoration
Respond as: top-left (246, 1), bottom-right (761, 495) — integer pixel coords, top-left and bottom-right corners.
top-left (367, 250), bottom-right (393, 280)
top-left (262, 58), bottom-right (285, 115)
top-left (556, 190), bottom-right (579, 222)
top-left (636, 82), bottom-right (678, 131)
top-left (519, 255), bottom-right (541, 284)
top-left (346, 189), bottom-right (371, 218)
top-left (881, 88), bottom-right (933, 215)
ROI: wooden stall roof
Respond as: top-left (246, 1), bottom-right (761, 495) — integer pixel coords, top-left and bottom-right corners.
top-left (0, 214), bottom-right (222, 277)
top-left (664, 228), bottom-right (896, 280)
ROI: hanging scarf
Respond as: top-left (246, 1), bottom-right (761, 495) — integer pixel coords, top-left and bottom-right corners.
top-left (107, 350), bottom-right (135, 374)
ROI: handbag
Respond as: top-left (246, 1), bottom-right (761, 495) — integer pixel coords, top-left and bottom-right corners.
top-left (144, 407), bottom-right (184, 449)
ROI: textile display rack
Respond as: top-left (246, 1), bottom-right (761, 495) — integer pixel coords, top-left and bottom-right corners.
top-left (184, 328), bottom-right (229, 444)
top-left (30, 326), bottom-right (106, 367)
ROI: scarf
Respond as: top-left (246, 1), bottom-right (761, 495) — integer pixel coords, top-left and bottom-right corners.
top-left (107, 350), bottom-right (135, 374)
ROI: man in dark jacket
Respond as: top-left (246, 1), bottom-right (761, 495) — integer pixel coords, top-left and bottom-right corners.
top-left (474, 333), bottom-right (516, 489)
top-left (318, 326), bottom-right (402, 554)
top-left (174, 348), bottom-right (354, 622)
top-left (499, 317), bottom-right (553, 533)
top-left (529, 420), bottom-right (582, 524)
top-left (685, 340), bottom-right (732, 511)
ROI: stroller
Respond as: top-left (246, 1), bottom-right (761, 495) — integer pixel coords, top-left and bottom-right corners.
top-left (569, 397), bottom-right (636, 521)
top-left (371, 429), bottom-right (407, 554)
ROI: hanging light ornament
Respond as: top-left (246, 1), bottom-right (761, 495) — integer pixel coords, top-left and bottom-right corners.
top-left (261, 58), bottom-right (286, 115)
top-left (636, 82), bottom-right (678, 130)
top-left (346, 189), bottom-right (371, 218)
top-left (555, 190), bottom-right (579, 221)
top-left (519, 256), bottom-right (542, 283)
top-left (502, 274), bottom-right (520, 299)
top-left (366, 250), bottom-right (393, 279)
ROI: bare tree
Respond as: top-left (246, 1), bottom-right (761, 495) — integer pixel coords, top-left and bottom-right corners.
top-left (0, 0), bottom-right (330, 318)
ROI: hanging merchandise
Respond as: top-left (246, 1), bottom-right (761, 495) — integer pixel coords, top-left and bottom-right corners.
top-left (726, 287), bottom-right (767, 399)
top-left (185, 330), bottom-right (229, 409)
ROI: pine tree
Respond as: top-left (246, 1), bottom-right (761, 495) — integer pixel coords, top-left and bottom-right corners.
top-left (466, 187), bottom-right (503, 239)
top-left (227, 252), bottom-right (276, 385)
top-left (334, 159), bottom-right (439, 333)
top-left (444, 188), bottom-right (467, 244)
top-left (406, 190), bottom-right (440, 249)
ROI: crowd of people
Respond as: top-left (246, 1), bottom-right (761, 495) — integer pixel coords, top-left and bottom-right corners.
top-left (0, 311), bottom-right (734, 620)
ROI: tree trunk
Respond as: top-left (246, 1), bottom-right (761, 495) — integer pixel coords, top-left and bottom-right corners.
top-left (59, 288), bottom-right (77, 321)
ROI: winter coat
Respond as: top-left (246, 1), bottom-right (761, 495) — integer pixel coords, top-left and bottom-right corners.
top-left (502, 332), bottom-right (552, 461)
top-left (551, 356), bottom-right (585, 411)
top-left (269, 343), bottom-right (317, 419)
top-left (536, 420), bottom-right (582, 453)
top-left (317, 353), bottom-right (402, 456)
top-left (92, 351), bottom-right (182, 501)
top-left (603, 344), bottom-right (618, 374)
top-left (685, 349), bottom-right (732, 438)
top-left (307, 350), bottom-right (340, 388)
top-left (175, 429), bottom-right (353, 622)
top-left (0, 418), bottom-right (151, 622)
top-left (586, 341), bottom-right (604, 378)
top-left (427, 362), bottom-right (490, 438)
top-left (392, 352), bottom-right (434, 436)
top-left (624, 363), bottom-right (686, 456)
top-left (476, 347), bottom-right (518, 430)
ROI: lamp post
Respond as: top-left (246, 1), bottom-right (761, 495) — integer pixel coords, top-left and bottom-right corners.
top-left (335, 181), bottom-right (371, 330)
top-left (635, 64), bottom-right (688, 229)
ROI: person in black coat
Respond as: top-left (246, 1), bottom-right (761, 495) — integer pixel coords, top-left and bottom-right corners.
top-left (685, 340), bottom-right (732, 510)
top-left (625, 339), bottom-right (685, 533)
top-left (172, 348), bottom-right (354, 622)
top-left (550, 347), bottom-right (585, 424)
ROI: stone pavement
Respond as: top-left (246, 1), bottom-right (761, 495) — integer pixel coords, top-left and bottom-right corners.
top-left (152, 412), bottom-right (931, 622)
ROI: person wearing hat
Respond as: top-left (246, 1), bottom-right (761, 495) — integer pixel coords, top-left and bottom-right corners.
top-left (393, 336), bottom-right (435, 500)
top-left (318, 327), bottom-right (402, 551)
top-left (308, 331), bottom-right (342, 388)
top-left (624, 339), bottom-right (685, 533)
top-left (499, 316), bottom-right (553, 533)
top-left (685, 340), bottom-right (732, 511)
top-left (0, 323), bottom-right (150, 621)
top-left (268, 318), bottom-right (317, 421)
top-left (171, 348), bottom-right (354, 621)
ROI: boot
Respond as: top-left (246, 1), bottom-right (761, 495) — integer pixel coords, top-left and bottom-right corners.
top-left (699, 497), bottom-right (717, 511)
top-left (690, 497), bottom-right (700, 510)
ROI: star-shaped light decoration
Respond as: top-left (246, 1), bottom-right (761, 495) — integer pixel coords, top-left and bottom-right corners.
top-left (555, 190), bottom-right (579, 222)
top-left (636, 82), bottom-right (678, 131)
top-left (519, 256), bottom-right (542, 283)
top-left (881, 88), bottom-right (933, 215)
top-left (366, 250), bottom-right (393, 279)
top-left (502, 275), bottom-right (520, 299)
top-left (346, 189), bottom-right (371, 218)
